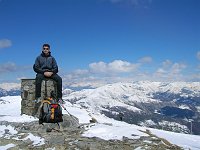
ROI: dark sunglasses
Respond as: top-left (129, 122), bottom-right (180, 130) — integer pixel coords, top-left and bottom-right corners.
top-left (43, 47), bottom-right (49, 50)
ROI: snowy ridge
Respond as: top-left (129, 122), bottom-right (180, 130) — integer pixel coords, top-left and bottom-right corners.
top-left (63, 81), bottom-right (200, 135)
top-left (0, 95), bottom-right (200, 149)
top-left (0, 83), bottom-right (21, 97)
top-left (134, 81), bottom-right (200, 94)
top-left (64, 81), bottom-right (200, 112)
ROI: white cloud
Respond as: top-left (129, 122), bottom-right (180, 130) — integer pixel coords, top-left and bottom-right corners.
top-left (63, 69), bottom-right (89, 83)
top-left (156, 68), bottom-right (166, 74)
top-left (0, 62), bottom-right (17, 73)
top-left (170, 63), bottom-right (186, 75)
top-left (108, 60), bottom-right (139, 72)
top-left (162, 59), bottom-right (172, 68)
top-left (0, 39), bottom-right (12, 49)
top-left (138, 56), bottom-right (152, 63)
top-left (161, 60), bottom-right (186, 75)
top-left (89, 60), bottom-right (140, 74)
top-left (89, 61), bottom-right (107, 73)
top-left (62, 59), bottom-right (196, 89)
top-left (153, 61), bottom-right (187, 81)
top-left (71, 69), bottom-right (89, 77)
top-left (0, 62), bottom-right (31, 75)
top-left (62, 60), bottom-right (140, 88)
top-left (197, 51), bottom-right (200, 60)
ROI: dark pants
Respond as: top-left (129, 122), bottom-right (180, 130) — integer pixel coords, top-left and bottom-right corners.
top-left (35, 73), bottom-right (62, 99)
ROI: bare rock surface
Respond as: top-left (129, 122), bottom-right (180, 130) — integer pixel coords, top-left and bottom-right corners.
top-left (0, 114), bottom-right (182, 150)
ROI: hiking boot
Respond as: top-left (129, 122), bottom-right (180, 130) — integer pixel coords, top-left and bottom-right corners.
top-left (58, 98), bottom-right (65, 104)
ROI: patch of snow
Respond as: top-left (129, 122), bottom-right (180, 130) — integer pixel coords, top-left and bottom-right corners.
top-left (0, 125), bottom-right (18, 138)
top-left (0, 143), bottom-right (16, 150)
top-left (179, 105), bottom-right (191, 110)
top-left (0, 96), bottom-right (37, 122)
top-left (22, 133), bottom-right (45, 146)
top-left (150, 128), bottom-right (200, 150)
top-left (82, 123), bottom-right (147, 140)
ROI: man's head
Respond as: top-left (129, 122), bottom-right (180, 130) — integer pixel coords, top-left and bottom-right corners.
top-left (42, 44), bottom-right (50, 56)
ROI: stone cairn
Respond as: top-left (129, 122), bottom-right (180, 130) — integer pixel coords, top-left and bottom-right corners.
top-left (21, 79), bottom-right (57, 116)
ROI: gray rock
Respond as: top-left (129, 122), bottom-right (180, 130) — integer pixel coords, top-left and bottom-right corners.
top-left (0, 115), bottom-right (183, 150)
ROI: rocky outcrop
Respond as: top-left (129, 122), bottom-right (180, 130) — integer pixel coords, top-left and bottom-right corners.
top-left (0, 114), bottom-right (182, 150)
top-left (21, 79), bottom-right (57, 116)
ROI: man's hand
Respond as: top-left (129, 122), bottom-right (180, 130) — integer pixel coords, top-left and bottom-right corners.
top-left (44, 72), bottom-right (53, 77)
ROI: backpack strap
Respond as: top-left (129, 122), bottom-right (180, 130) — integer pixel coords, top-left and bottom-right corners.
top-left (42, 100), bottom-right (51, 105)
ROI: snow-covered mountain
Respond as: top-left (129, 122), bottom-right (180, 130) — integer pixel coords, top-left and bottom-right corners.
top-left (0, 83), bottom-right (21, 97)
top-left (63, 81), bottom-right (200, 134)
top-left (1, 95), bottom-right (200, 149)
top-left (1, 81), bottom-right (200, 134)
top-left (0, 80), bottom-right (200, 149)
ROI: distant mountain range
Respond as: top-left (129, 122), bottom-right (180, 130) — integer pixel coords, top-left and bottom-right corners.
top-left (0, 88), bottom-right (21, 97)
top-left (0, 83), bottom-right (21, 97)
top-left (1, 81), bottom-right (200, 134)
top-left (63, 81), bottom-right (200, 135)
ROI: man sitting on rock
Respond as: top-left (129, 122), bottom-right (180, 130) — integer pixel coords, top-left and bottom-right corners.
top-left (33, 43), bottom-right (63, 103)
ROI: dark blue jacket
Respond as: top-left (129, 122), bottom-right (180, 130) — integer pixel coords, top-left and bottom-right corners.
top-left (33, 52), bottom-right (58, 74)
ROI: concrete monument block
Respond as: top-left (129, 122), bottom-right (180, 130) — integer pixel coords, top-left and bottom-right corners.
top-left (21, 79), bottom-right (57, 116)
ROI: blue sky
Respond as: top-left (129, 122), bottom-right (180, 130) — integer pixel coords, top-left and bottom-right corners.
top-left (0, 0), bottom-right (200, 87)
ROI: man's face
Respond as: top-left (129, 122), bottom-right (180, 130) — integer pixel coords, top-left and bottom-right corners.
top-left (42, 46), bottom-right (50, 55)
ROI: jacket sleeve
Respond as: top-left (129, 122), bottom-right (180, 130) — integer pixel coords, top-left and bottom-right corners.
top-left (33, 57), bottom-right (44, 74)
top-left (52, 57), bottom-right (58, 74)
